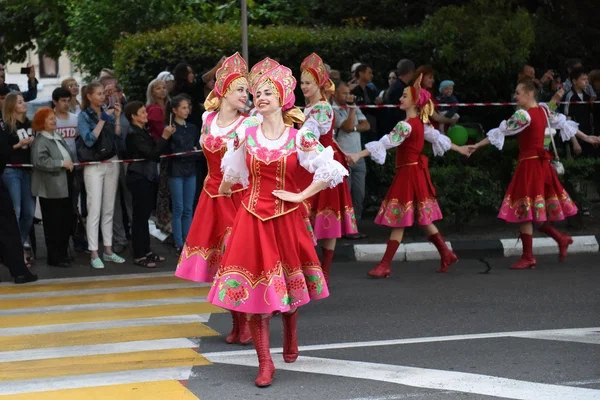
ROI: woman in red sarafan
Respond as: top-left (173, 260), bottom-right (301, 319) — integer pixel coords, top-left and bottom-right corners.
top-left (470, 79), bottom-right (600, 269)
top-left (348, 75), bottom-right (471, 277)
top-left (297, 53), bottom-right (357, 284)
top-left (207, 62), bottom-right (347, 388)
top-left (175, 52), bottom-right (252, 345)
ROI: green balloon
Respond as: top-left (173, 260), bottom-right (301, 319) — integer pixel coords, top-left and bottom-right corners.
top-left (465, 127), bottom-right (479, 139)
top-left (447, 125), bottom-right (469, 145)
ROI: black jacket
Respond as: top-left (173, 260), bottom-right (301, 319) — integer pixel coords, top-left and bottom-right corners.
top-left (126, 124), bottom-right (169, 181)
top-left (168, 121), bottom-right (199, 178)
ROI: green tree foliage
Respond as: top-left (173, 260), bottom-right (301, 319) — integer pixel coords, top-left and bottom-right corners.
top-left (0, 0), bottom-right (69, 63)
top-left (64, 0), bottom-right (200, 77)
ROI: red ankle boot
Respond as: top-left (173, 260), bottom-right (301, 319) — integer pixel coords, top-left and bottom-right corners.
top-left (428, 232), bottom-right (458, 273)
top-left (539, 223), bottom-right (573, 262)
top-left (238, 312), bottom-right (252, 345)
top-left (225, 311), bottom-right (239, 344)
top-left (510, 233), bottom-right (536, 269)
top-left (249, 315), bottom-right (275, 387)
top-left (321, 248), bottom-right (334, 285)
top-left (367, 240), bottom-right (400, 278)
top-left (282, 310), bottom-right (298, 363)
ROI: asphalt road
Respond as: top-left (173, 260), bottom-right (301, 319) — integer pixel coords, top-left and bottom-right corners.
top-left (190, 254), bottom-right (600, 400)
top-left (1, 250), bottom-right (598, 400)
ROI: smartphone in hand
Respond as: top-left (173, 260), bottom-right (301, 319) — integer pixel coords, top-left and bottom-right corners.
top-left (20, 67), bottom-right (31, 75)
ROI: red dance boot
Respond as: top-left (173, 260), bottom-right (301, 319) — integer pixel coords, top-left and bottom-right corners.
top-left (225, 311), bottom-right (239, 344)
top-left (320, 248), bottom-right (335, 285)
top-left (282, 310), bottom-right (298, 363)
top-left (428, 232), bottom-right (458, 273)
top-left (367, 240), bottom-right (400, 278)
top-left (238, 312), bottom-right (252, 345)
top-left (510, 233), bottom-right (536, 269)
top-left (539, 223), bottom-right (573, 262)
top-left (249, 315), bottom-right (275, 387)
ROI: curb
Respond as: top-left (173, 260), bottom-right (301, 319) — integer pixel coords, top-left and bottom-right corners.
top-left (329, 235), bottom-right (600, 262)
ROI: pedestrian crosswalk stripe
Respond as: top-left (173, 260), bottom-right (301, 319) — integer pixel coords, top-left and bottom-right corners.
top-left (0, 276), bottom-right (204, 295)
top-left (0, 367), bottom-right (194, 396)
top-left (0, 322), bottom-right (217, 352)
top-left (0, 380), bottom-right (199, 400)
top-left (0, 315), bottom-right (210, 336)
top-left (0, 287), bottom-right (210, 310)
top-left (0, 348), bottom-right (210, 382)
top-left (0, 302), bottom-right (223, 328)
top-left (0, 338), bottom-right (197, 363)
top-left (0, 272), bottom-right (221, 396)
top-left (0, 282), bottom-right (204, 300)
top-left (0, 297), bottom-right (209, 316)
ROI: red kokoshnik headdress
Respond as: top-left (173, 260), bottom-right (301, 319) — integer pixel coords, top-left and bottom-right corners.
top-left (300, 52), bottom-right (335, 95)
top-left (204, 52), bottom-right (248, 111)
top-left (253, 63), bottom-right (305, 126)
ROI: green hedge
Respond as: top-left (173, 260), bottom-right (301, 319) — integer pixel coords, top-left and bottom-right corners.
top-left (114, 21), bottom-right (422, 102)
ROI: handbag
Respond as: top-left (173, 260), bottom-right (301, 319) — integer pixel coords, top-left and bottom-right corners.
top-left (543, 108), bottom-right (565, 176)
top-left (76, 119), bottom-right (117, 162)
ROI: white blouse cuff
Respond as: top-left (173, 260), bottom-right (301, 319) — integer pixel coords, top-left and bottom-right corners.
top-left (312, 159), bottom-right (348, 189)
top-left (487, 127), bottom-right (506, 150)
top-left (559, 120), bottom-right (579, 141)
top-left (428, 132), bottom-right (452, 156)
top-left (365, 141), bottom-right (387, 165)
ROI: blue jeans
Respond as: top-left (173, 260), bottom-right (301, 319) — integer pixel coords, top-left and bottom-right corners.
top-left (169, 176), bottom-right (196, 247)
top-left (2, 168), bottom-right (35, 243)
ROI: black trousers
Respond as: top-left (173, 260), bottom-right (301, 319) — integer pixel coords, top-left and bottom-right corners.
top-left (127, 172), bottom-right (156, 258)
top-left (40, 196), bottom-right (74, 264)
top-left (0, 182), bottom-right (29, 277)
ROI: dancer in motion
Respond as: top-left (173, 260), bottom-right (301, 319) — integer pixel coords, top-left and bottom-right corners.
top-left (207, 62), bottom-right (347, 387)
top-left (298, 53), bottom-right (358, 284)
top-left (469, 79), bottom-right (600, 268)
top-left (175, 53), bottom-right (251, 344)
top-left (348, 75), bottom-right (471, 277)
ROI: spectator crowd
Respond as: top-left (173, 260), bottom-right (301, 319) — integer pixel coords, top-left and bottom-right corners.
top-left (1, 56), bottom-right (599, 276)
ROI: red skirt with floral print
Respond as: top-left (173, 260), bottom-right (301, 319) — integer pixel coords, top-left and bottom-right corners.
top-left (374, 156), bottom-right (443, 228)
top-left (175, 189), bottom-right (244, 282)
top-left (498, 151), bottom-right (577, 223)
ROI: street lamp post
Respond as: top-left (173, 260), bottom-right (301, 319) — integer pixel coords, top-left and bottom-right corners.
top-left (241, 0), bottom-right (249, 64)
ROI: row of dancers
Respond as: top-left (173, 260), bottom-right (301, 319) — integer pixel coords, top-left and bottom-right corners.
top-left (173, 53), bottom-right (600, 388)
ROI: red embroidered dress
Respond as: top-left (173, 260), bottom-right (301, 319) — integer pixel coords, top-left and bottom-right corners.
top-left (487, 104), bottom-right (578, 223)
top-left (365, 118), bottom-right (452, 227)
top-left (175, 111), bottom-right (246, 282)
top-left (299, 101), bottom-right (357, 239)
top-left (206, 117), bottom-right (348, 314)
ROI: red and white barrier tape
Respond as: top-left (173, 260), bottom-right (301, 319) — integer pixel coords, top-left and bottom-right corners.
top-left (7, 149), bottom-right (203, 168)
top-left (332, 100), bottom-right (600, 109)
top-left (7, 99), bottom-right (599, 168)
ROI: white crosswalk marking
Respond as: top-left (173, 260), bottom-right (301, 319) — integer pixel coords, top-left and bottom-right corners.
top-left (0, 273), bottom-right (223, 398)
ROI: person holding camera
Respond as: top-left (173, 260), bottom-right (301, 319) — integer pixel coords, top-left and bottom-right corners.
top-left (77, 82), bottom-right (125, 269)
top-left (31, 107), bottom-right (76, 268)
top-left (333, 82), bottom-right (370, 239)
top-left (125, 101), bottom-right (175, 268)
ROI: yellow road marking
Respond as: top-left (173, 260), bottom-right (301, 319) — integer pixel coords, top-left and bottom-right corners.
top-left (0, 287), bottom-right (210, 310)
top-left (0, 380), bottom-right (199, 400)
top-left (0, 276), bottom-right (197, 295)
top-left (0, 323), bottom-right (218, 351)
top-left (0, 348), bottom-right (209, 382)
top-left (1, 302), bottom-right (225, 329)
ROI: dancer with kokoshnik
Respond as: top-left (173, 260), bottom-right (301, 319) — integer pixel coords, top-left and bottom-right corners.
top-left (469, 78), bottom-right (600, 269)
top-left (207, 62), bottom-right (347, 387)
top-left (175, 52), bottom-right (251, 344)
top-left (297, 53), bottom-right (358, 284)
top-left (348, 74), bottom-right (471, 277)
